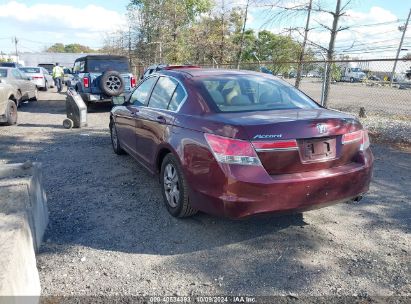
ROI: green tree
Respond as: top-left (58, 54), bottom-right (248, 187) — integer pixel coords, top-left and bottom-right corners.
top-left (46, 43), bottom-right (95, 53)
top-left (46, 43), bottom-right (65, 52)
top-left (128, 0), bottom-right (212, 64)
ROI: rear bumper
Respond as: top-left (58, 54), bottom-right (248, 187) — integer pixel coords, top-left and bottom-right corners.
top-left (189, 149), bottom-right (373, 219)
top-left (81, 93), bottom-right (111, 103)
top-left (31, 79), bottom-right (45, 88)
top-left (81, 92), bottom-right (131, 103)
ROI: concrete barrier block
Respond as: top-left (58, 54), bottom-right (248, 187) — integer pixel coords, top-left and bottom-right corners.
top-left (0, 162), bottom-right (48, 300)
top-left (0, 213), bottom-right (40, 301)
top-left (0, 162), bottom-right (49, 252)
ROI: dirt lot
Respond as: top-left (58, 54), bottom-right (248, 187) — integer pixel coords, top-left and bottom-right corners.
top-left (0, 90), bottom-right (410, 300)
top-left (284, 78), bottom-right (411, 116)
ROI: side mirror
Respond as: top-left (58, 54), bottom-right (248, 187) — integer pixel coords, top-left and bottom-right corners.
top-left (112, 96), bottom-right (126, 105)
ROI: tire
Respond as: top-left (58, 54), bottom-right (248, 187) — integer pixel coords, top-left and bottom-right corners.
top-left (63, 118), bottom-right (73, 129)
top-left (16, 91), bottom-right (22, 108)
top-left (5, 100), bottom-right (17, 125)
top-left (350, 77), bottom-right (354, 83)
top-left (100, 71), bottom-right (125, 97)
top-left (110, 122), bottom-right (125, 155)
top-left (160, 154), bottom-right (197, 218)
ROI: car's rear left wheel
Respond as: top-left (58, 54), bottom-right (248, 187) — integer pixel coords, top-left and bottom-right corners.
top-left (5, 100), bottom-right (17, 125)
top-left (110, 122), bottom-right (125, 155)
top-left (160, 154), bottom-right (197, 218)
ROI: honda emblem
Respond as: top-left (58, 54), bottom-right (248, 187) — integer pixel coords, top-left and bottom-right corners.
top-left (316, 123), bottom-right (328, 134)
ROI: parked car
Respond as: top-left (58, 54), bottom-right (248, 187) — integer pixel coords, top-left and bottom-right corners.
top-left (368, 75), bottom-right (381, 81)
top-left (63, 67), bottom-right (74, 87)
top-left (0, 67), bottom-right (37, 107)
top-left (139, 64), bottom-right (199, 80)
top-left (110, 68), bottom-right (374, 219)
top-left (140, 64), bottom-right (169, 80)
top-left (0, 62), bottom-right (23, 68)
top-left (19, 67), bottom-right (54, 91)
top-left (38, 63), bottom-right (55, 74)
top-left (0, 83), bottom-right (18, 125)
top-left (71, 55), bottom-right (136, 105)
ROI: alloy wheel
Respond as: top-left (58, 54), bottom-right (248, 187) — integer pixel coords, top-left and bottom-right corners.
top-left (106, 76), bottom-right (122, 92)
top-left (163, 163), bottom-right (180, 208)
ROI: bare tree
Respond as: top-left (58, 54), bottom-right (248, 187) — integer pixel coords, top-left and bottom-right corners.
top-left (315, 0), bottom-right (351, 106)
top-left (236, 0), bottom-right (250, 69)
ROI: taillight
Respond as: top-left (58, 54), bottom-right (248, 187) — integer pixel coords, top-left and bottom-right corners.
top-left (131, 76), bottom-right (136, 87)
top-left (204, 133), bottom-right (261, 166)
top-left (32, 76), bottom-right (44, 79)
top-left (342, 130), bottom-right (370, 151)
top-left (83, 77), bottom-right (89, 88)
top-left (342, 130), bottom-right (362, 144)
top-left (360, 130), bottom-right (370, 151)
top-left (252, 140), bottom-right (298, 151)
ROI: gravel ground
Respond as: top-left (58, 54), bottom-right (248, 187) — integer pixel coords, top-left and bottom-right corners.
top-left (0, 90), bottom-right (410, 300)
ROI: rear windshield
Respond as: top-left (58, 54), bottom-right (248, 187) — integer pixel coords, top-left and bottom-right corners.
top-left (20, 67), bottom-right (40, 73)
top-left (87, 59), bottom-right (130, 73)
top-left (197, 75), bottom-right (320, 112)
top-left (0, 69), bottom-right (7, 77)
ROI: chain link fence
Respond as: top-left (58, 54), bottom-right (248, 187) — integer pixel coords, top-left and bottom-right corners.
top-left (193, 58), bottom-right (411, 118)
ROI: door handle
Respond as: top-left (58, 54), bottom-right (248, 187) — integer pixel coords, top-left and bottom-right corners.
top-left (156, 116), bottom-right (166, 123)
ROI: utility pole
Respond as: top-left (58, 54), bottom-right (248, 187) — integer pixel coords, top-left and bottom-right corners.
top-left (13, 37), bottom-right (18, 62)
top-left (128, 27), bottom-right (132, 66)
top-left (390, 8), bottom-right (411, 87)
top-left (295, 0), bottom-right (313, 89)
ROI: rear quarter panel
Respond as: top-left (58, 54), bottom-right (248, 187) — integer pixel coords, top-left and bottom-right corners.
top-left (0, 84), bottom-right (14, 114)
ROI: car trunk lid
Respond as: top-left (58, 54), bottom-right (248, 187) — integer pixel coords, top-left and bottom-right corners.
top-left (210, 109), bottom-right (363, 175)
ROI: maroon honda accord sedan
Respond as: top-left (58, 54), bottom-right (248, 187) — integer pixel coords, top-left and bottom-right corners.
top-left (109, 67), bottom-right (373, 218)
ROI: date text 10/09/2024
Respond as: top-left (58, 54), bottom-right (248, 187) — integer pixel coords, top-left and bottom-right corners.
top-left (149, 296), bottom-right (257, 303)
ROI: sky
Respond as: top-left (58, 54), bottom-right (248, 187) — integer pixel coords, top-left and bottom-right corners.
top-left (0, 0), bottom-right (410, 59)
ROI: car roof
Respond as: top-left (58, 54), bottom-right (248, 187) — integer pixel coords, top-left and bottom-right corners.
top-left (75, 55), bottom-right (128, 62)
top-left (159, 68), bottom-right (267, 78)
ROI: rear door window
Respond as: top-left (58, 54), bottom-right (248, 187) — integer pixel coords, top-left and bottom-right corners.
top-left (148, 77), bottom-right (178, 110)
top-left (130, 76), bottom-right (158, 106)
top-left (168, 84), bottom-right (186, 111)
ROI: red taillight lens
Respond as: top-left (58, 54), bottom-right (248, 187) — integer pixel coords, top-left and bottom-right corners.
top-left (342, 130), bottom-right (363, 144)
top-left (32, 76), bottom-right (44, 79)
top-left (252, 140), bottom-right (298, 151)
top-left (360, 130), bottom-right (370, 151)
top-left (204, 133), bottom-right (261, 166)
top-left (83, 77), bottom-right (89, 88)
top-left (131, 76), bottom-right (136, 87)
top-left (342, 130), bottom-right (370, 151)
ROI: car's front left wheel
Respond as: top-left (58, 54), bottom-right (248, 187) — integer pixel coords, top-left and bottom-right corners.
top-left (110, 122), bottom-right (125, 155)
top-left (160, 154), bottom-right (197, 218)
